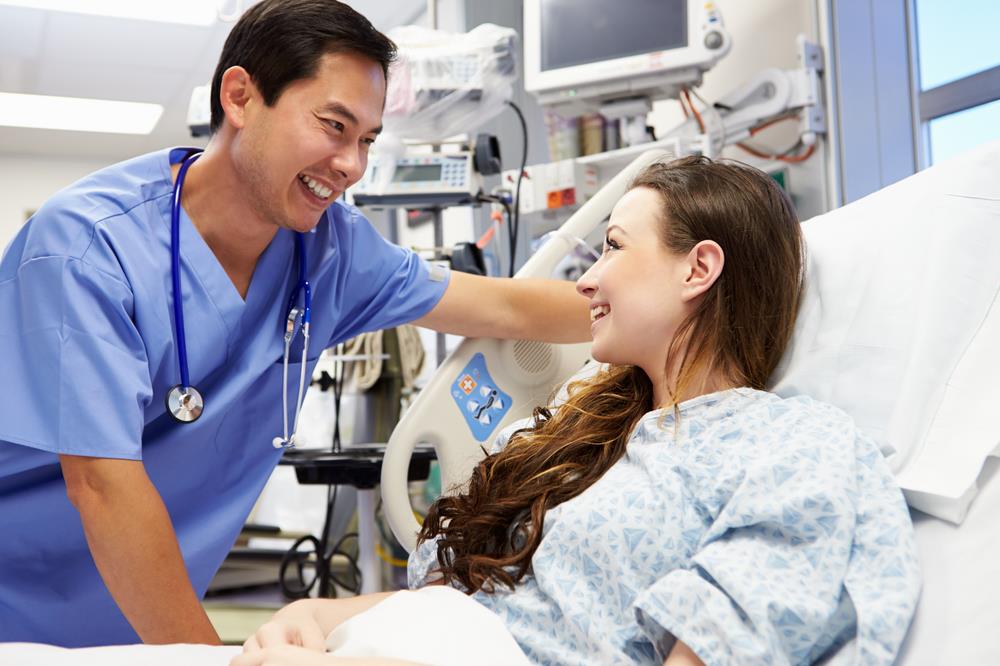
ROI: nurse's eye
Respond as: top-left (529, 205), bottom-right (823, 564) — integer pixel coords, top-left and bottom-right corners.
top-left (604, 236), bottom-right (622, 253)
top-left (323, 119), bottom-right (345, 133)
top-left (362, 136), bottom-right (377, 146)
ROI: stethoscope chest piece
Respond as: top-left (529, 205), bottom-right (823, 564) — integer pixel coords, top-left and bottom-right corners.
top-left (167, 384), bottom-right (204, 423)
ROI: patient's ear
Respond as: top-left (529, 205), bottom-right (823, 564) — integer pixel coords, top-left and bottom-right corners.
top-left (680, 240), bottom-right (724, 302)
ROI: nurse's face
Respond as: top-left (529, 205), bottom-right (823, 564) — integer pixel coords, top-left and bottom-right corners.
top-left (235, 51), bottom-right (385, 233)
top-left (575, 187), bottom-right (692, 380)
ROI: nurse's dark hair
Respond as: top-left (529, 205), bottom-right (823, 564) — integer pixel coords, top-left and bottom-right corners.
top-left (209, 0), bottom-right (396, 133)
top-left (419, 155), bottom-right (805, 594)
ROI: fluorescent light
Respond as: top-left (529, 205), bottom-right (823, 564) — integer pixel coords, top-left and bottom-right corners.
top-left (0, 0), bottom-right (219, 26)
top-left (0, 92), bottom-right (164, 135)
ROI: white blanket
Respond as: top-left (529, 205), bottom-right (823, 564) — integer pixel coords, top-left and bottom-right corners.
top-left (0, 586), bottom-right (530, 666)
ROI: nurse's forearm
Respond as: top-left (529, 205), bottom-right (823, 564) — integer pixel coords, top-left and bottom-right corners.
top-left (506, 278), bottom-right (592, 342)
top-left (414, 273), bottom-right (591, 342)
top-left (61, 455), bottom-right (222, 645)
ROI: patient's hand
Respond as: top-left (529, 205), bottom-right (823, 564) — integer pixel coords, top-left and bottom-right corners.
top-left (242, 600), bottom-right (327, 653)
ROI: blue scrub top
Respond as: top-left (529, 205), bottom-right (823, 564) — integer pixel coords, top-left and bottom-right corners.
top-left (0, 148), bottom-right (449, 646)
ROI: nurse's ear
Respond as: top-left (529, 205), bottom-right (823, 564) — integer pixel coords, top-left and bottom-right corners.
top-left (679, 240), bottom-right (724, 303)
top-left (218, 66), bottom-right (257, 131)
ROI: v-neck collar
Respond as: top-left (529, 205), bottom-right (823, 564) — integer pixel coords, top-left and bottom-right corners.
top-left (160, 148), bottom-right (296, 342)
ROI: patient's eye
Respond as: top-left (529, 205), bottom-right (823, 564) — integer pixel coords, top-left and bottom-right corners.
top-left (604, 236), bottom-right (622, 253)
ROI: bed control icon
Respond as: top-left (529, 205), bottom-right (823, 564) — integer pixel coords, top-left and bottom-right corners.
top-left (451, 353), bottom-right (512, 441)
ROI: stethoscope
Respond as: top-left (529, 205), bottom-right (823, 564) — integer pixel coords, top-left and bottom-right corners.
top-left (166, 150), bottom-right (312, 449)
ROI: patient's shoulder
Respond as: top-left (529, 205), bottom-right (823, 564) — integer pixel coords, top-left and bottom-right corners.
top-left (698, 389), bottom-right (865, 472)
top-left (739, 390), bottom-right (859, 441)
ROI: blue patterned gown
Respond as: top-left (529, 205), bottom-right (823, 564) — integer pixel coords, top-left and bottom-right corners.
top-left (409, 388), bottom-right (920, 665)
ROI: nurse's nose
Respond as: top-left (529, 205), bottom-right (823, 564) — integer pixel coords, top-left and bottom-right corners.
top-left (329, 146), bottom-right (365, 186)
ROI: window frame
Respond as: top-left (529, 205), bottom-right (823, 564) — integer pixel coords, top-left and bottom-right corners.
top-left (908, 1), bottom-right (1000, 167)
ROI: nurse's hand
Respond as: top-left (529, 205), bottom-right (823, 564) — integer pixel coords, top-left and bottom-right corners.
top-left (242, 600), bottom-right (327, 653)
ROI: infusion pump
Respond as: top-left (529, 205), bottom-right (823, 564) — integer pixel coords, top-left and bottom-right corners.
top-left (351, 152), bottom-right (484, 209)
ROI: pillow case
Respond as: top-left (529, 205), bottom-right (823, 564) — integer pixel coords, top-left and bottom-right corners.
top-left (770, 141), bottom-right (1000, 523)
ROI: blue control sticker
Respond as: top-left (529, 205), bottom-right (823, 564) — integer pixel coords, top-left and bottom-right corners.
top-left (450, 352), bottom-right (513, 442)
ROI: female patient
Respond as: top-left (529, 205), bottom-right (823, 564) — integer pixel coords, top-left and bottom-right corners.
top-left (235, 156), bottom-right (920, 666)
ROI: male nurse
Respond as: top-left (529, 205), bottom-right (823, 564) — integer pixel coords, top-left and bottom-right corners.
top-left (0, 0), bottom-right (589, 647)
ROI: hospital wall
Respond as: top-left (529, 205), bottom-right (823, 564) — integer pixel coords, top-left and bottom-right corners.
top-left (0, 0), bottom-right (829, 252)
top-left (0, 155), bottom-right (114, 250)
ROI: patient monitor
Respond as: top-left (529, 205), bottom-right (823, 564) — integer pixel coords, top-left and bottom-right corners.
top-left (523, 0), bottom-right (731, 148)
top-left (523, 0), bottom-right (731, 116)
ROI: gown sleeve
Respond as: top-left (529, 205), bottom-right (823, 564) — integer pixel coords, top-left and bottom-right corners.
top-left (632, 414), bottom-right (919, 665)
top-left (0, 255), bottom-right (151, 459)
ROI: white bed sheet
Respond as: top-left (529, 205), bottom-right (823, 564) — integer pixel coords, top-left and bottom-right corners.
top-left (898, 457), bottom-right (1000, 664)
top-left (0, 643), bottom-right (241, 666)
top-left (0, 586), bottom-right (530, 666)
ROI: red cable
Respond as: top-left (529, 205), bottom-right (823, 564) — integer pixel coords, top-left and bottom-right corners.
top-left (682, 89), bottom-right (705, 133)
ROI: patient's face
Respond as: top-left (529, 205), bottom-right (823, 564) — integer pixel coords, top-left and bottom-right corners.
top-left (576, 187), bottom-right (690, 377)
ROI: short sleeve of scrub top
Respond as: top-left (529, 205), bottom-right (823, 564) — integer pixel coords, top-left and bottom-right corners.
top-left (319, 203), bottom-right (450, 348)
top-left (0, 253), bottom-right (150, 460)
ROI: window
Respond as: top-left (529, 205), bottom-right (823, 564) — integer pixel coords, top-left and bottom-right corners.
top-left (912, 0), bottom-right (1000, 165)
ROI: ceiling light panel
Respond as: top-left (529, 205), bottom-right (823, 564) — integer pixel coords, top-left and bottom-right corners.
top-left (0, 0), bottom-right (220, 26)
top-left (0, 92), bottom-right (164, 134)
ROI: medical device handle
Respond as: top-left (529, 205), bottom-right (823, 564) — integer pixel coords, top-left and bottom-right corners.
top-left (382, 149), bottom-right (672, 552)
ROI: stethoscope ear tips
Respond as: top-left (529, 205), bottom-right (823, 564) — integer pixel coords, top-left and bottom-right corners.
top-left (272, 435), bottom-right (296, 449)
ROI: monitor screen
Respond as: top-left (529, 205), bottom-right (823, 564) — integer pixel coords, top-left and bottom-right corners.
top-left (539, 0), bottom-right (688, 72)
top-left (392, 164), bottom-right (443, 183)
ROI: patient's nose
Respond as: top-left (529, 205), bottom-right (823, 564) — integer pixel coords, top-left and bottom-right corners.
top-left (576, 265), bottom-right (598, 298)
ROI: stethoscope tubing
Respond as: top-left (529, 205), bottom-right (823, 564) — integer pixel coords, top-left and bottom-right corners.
top-left (171, 152), bottom-right (201, 391)
top-left (169, 149), bottom-right (312, 439)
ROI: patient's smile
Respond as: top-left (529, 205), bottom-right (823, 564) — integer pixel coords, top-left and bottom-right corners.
top-left (590, 304), bottom-right (610, 322)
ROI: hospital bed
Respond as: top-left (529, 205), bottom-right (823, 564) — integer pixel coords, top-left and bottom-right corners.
top-left (382, 140), bottom-right (1000, 664)
top-left (2, 142), bottom-right (997, 664)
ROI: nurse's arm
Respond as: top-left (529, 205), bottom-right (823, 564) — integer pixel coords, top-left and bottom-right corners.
top-left (412, 272), bottom-right (591, 342)
top-left (60, 454), bottom-right (222, 645)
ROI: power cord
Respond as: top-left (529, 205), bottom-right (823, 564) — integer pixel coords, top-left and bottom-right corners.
top-left (505, 100), bottom-right (528, 277)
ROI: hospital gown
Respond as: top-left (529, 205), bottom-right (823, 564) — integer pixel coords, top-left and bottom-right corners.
top-left (408, 387), bottom-right (920, 665)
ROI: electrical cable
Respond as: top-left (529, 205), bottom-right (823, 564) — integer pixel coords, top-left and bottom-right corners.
top-left (689, 87), bottom-right (727, 154)
top-left (748, 112), bottom-right (799, 136)
top-left (504, 100), bottom-right (528, 278)
top-left (736, 112), bottom-right (815, 162)
top-left (278, 343), bottom-right (367, 600)
top-left (331, 343), bottom-right (344, 453)
top-left (684, 90), bottom-right (814, 164)
top-left (681, 88), bottom-right (706, 133)
top-left (475, 194), bottom-right (513, 270)
top-left (737, 141), bottom-right (816, 163)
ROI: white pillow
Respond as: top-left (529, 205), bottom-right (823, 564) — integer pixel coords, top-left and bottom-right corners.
top-left (770, 140), bottom-right (1000, 523)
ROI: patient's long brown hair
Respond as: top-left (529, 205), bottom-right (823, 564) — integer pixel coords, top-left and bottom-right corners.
top-left (418, 156), bottom-right (805, 593)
